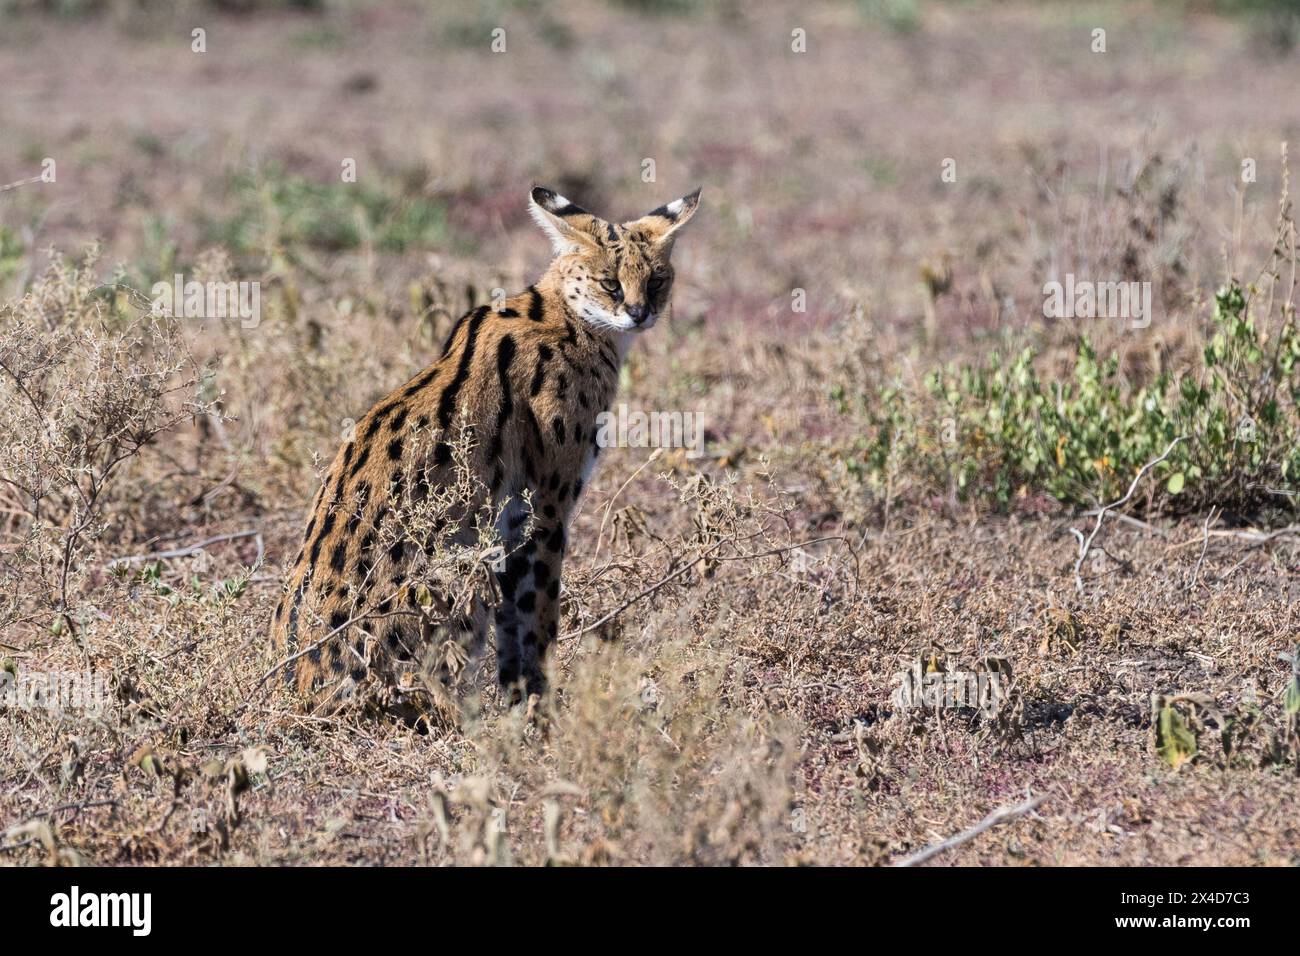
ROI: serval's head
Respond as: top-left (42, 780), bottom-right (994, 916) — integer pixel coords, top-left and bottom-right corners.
top-left (530, 185), bottom-right (701, 333)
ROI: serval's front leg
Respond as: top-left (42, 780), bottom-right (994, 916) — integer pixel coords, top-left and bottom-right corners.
top-left (518, 512), bottom-right (565, 700)
top-left (493, 502), bottom-right (565, 704)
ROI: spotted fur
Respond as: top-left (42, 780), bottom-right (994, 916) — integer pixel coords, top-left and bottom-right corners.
top-left (270, 185), bottom-right (701, 713)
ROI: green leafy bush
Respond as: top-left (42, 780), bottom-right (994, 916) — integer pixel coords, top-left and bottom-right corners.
top-left (849, 279), bottom-right (1300, 517)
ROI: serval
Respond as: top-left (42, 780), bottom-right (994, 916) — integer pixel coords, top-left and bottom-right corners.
top-left (270, 185), bottom-right (701, 716)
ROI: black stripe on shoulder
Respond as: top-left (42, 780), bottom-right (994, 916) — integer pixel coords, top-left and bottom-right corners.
top-left (439, 313), bottom-right (466, 358)
top-left (436, 307), bottom-right (490, 429)
top-left (440, 305), bottom-right (488, 358)
top-left (530, 344), bottom-right (551, 396)
top-left (403, 364), bottom-right (439, 398)
top-left (488, 335), bottom-right (517, 462)
top-left (365, 403), bottom-right (396, 439)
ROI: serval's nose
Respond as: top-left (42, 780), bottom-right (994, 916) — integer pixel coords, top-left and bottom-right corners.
top-left (626, 302), bottom-right (650, 325)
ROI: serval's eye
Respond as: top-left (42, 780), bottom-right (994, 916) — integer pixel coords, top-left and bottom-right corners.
top-left (599, 278), bottom-right (622, 300)
top-left (647, 272), bottom-right (668, 292)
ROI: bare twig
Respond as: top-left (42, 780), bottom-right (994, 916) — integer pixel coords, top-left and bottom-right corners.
top-left (24, 798), bottom-right (118, 822)
top-left (0, 175), bottom-right (46, 194)
top-left (105, 529), bottom-right (263, 570)
top-left (1071, 437), bottom-right (1184, 593)
top-left (592, 447), bottom-right (663, 561)
top-left (1076, 510), bottom-right (1169, 537)
top-left (1185, 507), bottom-right (1219, 593)
top-left (559, 535), bottom-right (849, 642)
top-left (1166, 524), bottom-right (1300, 553)
top-left (893, 793), bottom-right (1047, 867)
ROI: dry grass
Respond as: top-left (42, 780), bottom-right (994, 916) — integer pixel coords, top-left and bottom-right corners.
top-left (3, 0), bottom-right (1300, 866)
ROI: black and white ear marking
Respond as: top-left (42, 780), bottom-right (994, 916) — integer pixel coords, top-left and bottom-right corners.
top-left (648, 187), bottom-right (701, 224)
top-left (640, 187), bottom-right (702, 244)
top-left (529, 186), bottom-right (600, 254)
top-left (531, 186), bottom-right (588, 218)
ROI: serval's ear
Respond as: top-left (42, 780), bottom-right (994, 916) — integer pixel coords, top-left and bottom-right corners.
top-left (626, 188), bottom-right (702, 247)
top-left (529, 186), bottom-right (604, 254)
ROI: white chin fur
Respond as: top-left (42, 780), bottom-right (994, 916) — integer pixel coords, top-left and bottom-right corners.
top-left (577, 303), bottom-right (655, 333)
